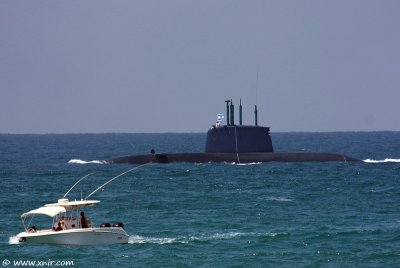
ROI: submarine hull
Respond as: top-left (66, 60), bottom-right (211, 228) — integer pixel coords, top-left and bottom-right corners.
top-left (104, 100), bottom-right (361, 164)
top-left (107, 152), bottom-right (360, 164)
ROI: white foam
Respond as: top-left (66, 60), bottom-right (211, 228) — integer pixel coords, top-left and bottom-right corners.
top-left (237, 162), bottom-right (262, 166)
top-left (207, 232), bottom-right (243, 239)
top-left (363, 158), bottom-right (400, 163)
top-left (227, 162), bottom-right (262, 166)
top-left (195, 231), bottom-right (287, 241)
top-left (128, 231), bottom-right (288, 244)
top-left (9, 236), bottom-right (20, 245)
top-left (128, 235), bottom-right (180, 244)
top-left (68, 159), bottom-right (107, 165)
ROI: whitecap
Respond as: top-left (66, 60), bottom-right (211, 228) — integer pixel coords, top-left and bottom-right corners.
top-left (68, 159), bottom-right (107, 165)
top-left (267, 196), bottom-right (294, 202)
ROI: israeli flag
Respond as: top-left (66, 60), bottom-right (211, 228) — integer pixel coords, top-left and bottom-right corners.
top-left (217, 114), bottom-right (224, 121)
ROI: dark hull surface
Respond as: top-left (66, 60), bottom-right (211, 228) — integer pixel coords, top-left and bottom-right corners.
top-left (107, 152), bottom-right (360, 164)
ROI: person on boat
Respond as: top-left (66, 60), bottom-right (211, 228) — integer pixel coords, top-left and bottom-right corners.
top-left (54, 221), bottom-right (64, 231)
top-left (27, 226), bottom-right (36, 233)
top-left (80, 211), bottom-right (88, 228)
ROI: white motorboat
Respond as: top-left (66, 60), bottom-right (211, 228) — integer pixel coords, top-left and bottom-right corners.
top-left (16, 166), bottom-right (146, 245)
top-left (17, 198), bottom-right (129, 245)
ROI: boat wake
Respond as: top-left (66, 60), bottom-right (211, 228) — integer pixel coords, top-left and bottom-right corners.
top-left (10, 231), bottom-right (287, 245)
top-left (128, 231), bottom-right (287, 245)
top-left (363, 158), bottom-right (400, 163)
top-left (68, 159), bottom-right (107, 165)
top-left (8, 236), bottom-right (20, 245)
top-left (129, 235), bottom-right (179, 244)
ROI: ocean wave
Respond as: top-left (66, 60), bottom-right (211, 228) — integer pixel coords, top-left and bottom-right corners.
top-left (68, 159), bottom-right (107, 164)
top-left (128, 231), bottom-right (288, 245)
top-left (363, 158), bottom-right (400, 163)
top-left (8, 236), bottom-right (20, 245)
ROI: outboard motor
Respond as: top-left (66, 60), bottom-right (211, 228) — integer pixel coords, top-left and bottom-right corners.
top-left (100, 223), bottom-right (111, 228)
top-left (112, 222), bottom-right (124, 229)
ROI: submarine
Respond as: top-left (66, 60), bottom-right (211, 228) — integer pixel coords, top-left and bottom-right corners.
top-left (107, 99), bottom-right (360, 164)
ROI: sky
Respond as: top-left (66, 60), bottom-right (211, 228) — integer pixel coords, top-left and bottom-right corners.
top-left (1, 0), bottom-right (399, 133)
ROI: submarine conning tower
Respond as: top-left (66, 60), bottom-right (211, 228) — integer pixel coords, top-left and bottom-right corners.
top-left (205, 99), bottom-right (274, 153)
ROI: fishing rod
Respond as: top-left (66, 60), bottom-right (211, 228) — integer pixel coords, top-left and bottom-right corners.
top-left (85, 163), bottom-right (149, 199)
top-left (63, 172), bottom-right (97, 198)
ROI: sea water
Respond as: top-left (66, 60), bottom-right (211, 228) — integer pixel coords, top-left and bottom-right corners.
top-left (0, 132), bottom-right (399, 267)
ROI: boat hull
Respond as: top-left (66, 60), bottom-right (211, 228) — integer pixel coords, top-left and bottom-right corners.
top-left (107, 152), bottom-right (360, 164)
top-left (17, 227), bottom-right (129, 245)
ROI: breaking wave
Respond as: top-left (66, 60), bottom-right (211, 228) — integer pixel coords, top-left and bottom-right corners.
top-left (68, 159), bottom-right (107, 164)
top-left (128, 231), bottom-right (287, 245)
top-left (363, 158), bottom-right (400, 163)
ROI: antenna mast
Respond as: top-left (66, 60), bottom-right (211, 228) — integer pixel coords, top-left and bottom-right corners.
top-left (85, 163), bottom-right (149, 199)
top-left (63, 172), bottom-right (97, 198)
top-left (255, 69), bottom-right (259, 126)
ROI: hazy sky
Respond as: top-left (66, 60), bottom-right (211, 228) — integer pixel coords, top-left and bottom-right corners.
top-left (1, 0), bottom-right (399, 133)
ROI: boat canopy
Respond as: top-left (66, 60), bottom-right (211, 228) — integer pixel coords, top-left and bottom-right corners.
top-left (21, 206), bottom-right (66, 218)
top-left (44, 198), bottom-right (100, 210)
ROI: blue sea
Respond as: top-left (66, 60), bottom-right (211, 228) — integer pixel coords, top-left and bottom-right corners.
top-left (1, 132), bottom-right (400, 267)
